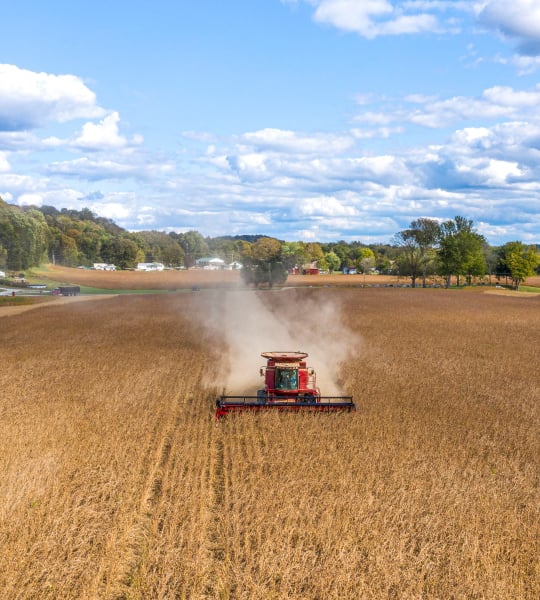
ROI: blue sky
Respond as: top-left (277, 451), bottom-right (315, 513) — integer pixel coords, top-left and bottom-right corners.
top-left (1, 1), bottom-right (540, 245)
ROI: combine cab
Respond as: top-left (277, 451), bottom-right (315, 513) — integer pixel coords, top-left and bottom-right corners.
top-left (216, 351), bottom-right (355, 419)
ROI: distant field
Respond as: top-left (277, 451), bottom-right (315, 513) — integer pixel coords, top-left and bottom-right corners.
top-left (33, 264), bottom-right (405, 290)
top-left (33, 264), bottom-right (540, 291)
top-left (33, 265), bottom-right (242, 290)
top-left (1, 287), bottom-right (538, 598)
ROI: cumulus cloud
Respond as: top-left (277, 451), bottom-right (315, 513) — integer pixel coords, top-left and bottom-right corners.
top-left (0, 64), bottom-right (105, 131)
top-left (477, 0), bottom-right (540, 54)
top-left (72, 112), bottom-right (142, 150)
top-left (294, 194), bottom-right (358, 217)
top-left (284, 0), bottom-right (447, 38)
top-left (90, 200), bottom-right (133, 221)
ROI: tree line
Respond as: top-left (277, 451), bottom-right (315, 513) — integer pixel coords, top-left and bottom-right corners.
top-left (0, 197), bottom-right (538, 289)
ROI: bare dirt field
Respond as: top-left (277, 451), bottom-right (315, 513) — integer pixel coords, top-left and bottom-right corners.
top-left (1, 287), bottom-right (538, 599)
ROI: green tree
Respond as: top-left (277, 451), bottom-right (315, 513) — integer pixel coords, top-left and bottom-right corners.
top-left (241, 237), bottom-right (287, 288)
top-left (324, 251), bottom-right (341, 273)
top-left (136, 230), bottom-right (184, 266)
top-left (411, 218), bottom-right (439, 286)
top-left (394, 219), bottom-right (439, 287)
top-left (101, 236), bottom-right (142, 269)
top-left (393, 229), bottom-right (423, 287)
top-left (57, 233), bottom-right (79, 266)
top-left (437, 216), bottom-right (485, 286)
top-left (500, 241), bottom-right (540, 290)
top-left (173, 231), bottom-right (209, 267)
top-left (305, 242), bottom-right (324, 264)
top-left (0, 204), bottom-right (48, 269)
top-left (281, 241), bottom-right (309, 272)
top-left (355, 247), bottom-right (376, 275)
top-left (0, 243), bottom-right (7, 268)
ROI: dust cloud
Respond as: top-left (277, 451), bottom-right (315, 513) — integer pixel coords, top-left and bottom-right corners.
top-left (202, 289), bottom-right (361, 396)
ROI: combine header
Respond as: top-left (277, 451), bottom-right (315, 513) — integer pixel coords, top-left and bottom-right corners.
top-left (216, 351), bottom-right (355, 419)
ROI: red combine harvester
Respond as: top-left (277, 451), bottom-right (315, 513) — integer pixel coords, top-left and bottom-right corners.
top-left (215, 351), bottom-right (355, 419)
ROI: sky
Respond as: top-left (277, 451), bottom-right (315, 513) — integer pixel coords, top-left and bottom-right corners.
top-left (1, 0), bottom-right (540, 246)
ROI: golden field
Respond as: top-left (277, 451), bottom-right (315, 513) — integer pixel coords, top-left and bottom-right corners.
top-left (1, 283), bottom-right (539, 599)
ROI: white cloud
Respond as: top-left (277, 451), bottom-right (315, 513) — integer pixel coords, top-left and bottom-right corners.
top-left (477, 1), bottom-right (540, 44)
top-left (482, 158), bottom-right (522, 184)
top-left (72, 112), bottom-right (136, 150)
top-left (89, 200), bottom-right (132, 221)
top-left (358, 84), bottom-right (540, 130)
top-left (0, 152), bottom-right (10, 173)
top-left (0, 64), bottom-right (105, 131)
top-left (226, 153), bottom-right (269, 180)
top-left (494, 53), bottom-right (540, 75)
top-left (241, 128), bottom-right (354, 154)
top-left (295, 195), bottom-right (358, 217)
top-left (18, 193), bottom-right (43, 206)
top-left (404, 1), bottom-right (471, 9)
top-left (0, 173), bottom-right (43, 193)
top-left (408, 95), bottom-right (512, 128)
top-left (286, 0), bottom-right (443, 38)
top-left (46, 157), bottom-right (173, 181)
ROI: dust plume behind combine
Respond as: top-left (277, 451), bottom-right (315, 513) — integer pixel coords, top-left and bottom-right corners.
top-left (206, 289), bottom-right (361, 396)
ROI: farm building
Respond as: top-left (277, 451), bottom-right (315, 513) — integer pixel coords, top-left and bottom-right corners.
top-left (300, 262), bottom-right (320, 275)
top-left (196, 257), bottom-right (225, 270)
top-left (137, 262), bottom-right (165, 271)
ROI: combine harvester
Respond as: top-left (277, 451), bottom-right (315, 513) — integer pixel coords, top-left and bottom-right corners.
top-left (216, 351), bottom-right (355, 419)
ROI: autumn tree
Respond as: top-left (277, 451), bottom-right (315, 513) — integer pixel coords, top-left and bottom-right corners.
top-left (356, 247), bottom-right (376, 277)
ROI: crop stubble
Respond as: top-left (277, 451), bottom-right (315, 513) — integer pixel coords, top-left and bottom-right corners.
top-left (0, 288), bottom-right (538, 599)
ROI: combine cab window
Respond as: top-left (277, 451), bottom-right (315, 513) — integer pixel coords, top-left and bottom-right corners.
top-left (275, 368), bottom-right (298, 390)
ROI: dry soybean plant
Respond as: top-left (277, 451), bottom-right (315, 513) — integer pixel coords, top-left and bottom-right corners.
top-left (0, 288), bottom-right (538, 599)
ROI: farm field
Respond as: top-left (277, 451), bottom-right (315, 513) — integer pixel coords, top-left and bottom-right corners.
top-left (31, 263), bottom-right (540, 292)
top-left (1, 287), bottom-right (539, 599)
